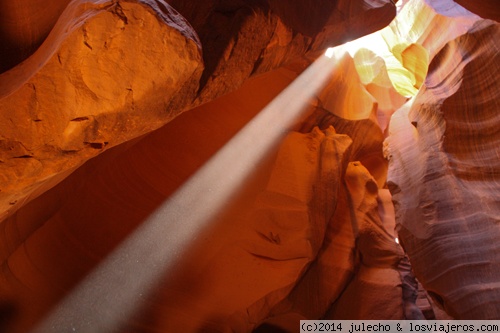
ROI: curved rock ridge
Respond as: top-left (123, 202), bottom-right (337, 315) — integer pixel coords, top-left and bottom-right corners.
top-left (0, 0), bottom-right (204, 220)
top-left (0, 63), bottom-right (413, 332)
top-left (165, 0), bottom-right (396, 104)
top-left (0, 0), bottom-right (201, 75)
top-left (274, 160), bottom-right (404, 321)
top-left (386, 19), bottom-right (500, 318)
top-left (317, 53), bottom-right (378, 124)
top-left (0, 0), bottom-right (71, 73)
top-left (0, 66), bottom-right (290, 333)
top-left (389, 0), bottom-right (482, 59)
top-left (2, 0), bottom-right (498, 328)
top-left (0, 0), bottom-right (397, 222)
top-left (334, 0), bottom-right (487, 132)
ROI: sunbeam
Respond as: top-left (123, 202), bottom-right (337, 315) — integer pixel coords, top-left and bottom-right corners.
top-left (31, 47), bottom-right (346, 333)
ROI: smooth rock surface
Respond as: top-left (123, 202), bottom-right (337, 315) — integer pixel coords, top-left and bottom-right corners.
top-left (386, 19), bottom-right (500, 318)
top-left (0, 0), bottom-right (397, 222)
top-left (0, 64), bottom-right (401, 332)
top-left (1, 0), bottom-right (499, 330)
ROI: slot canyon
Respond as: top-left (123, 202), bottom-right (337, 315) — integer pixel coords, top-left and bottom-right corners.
top-left (0, 0), bottom-right (499, 332)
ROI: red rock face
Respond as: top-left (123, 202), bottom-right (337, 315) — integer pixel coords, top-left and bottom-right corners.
top-left (0, 0), bottom-right (204, 220)
top-left (0, 68), bottom-right (407, 331)
top-left (453, 0), bottom-right (500, 22)
top-left (0, 0), bottom-right (498, 331)
top-left (0, 0), bottom-right (395, 221)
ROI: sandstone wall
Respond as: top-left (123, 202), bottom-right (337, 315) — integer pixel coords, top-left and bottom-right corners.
top-left (0, 0), bottom-right (498, 330)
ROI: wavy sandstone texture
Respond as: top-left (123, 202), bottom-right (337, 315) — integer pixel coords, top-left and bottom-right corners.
top-left (0, 67), bottom-right (404, 332)
top-left (386, 18), bottom-right (500, 318)
top-left (0, 0), bottom-right (71, 73)
top-left (0, 0), bottom-right (498, 331)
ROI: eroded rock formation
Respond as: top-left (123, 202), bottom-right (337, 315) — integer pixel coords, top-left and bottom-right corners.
top-left (386, 18), bottom-right (500, 318)
top-left (0, 0), bottom-right (204, 220)
top-left (0, 0), bottom-right (395, 219)
top-left (0, 57), bottom-right (404, 332)
top-left (0, 0), bottom-right (498, 331)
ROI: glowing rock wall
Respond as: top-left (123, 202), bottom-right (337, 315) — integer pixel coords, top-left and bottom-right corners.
top-left (0, 0), bottom-right (499, 331)
top-left (386, 19), bottom-right (500, 318)
top-left (0, 0), bottom-right (204, 219)
top-left (0, 66), bottom-right (404, 332)
top-left (0, 0), bottom-right (395, 219)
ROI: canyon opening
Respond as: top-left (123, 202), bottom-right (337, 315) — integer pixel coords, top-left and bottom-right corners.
top-left (0, 0), bottom-right (498, 332)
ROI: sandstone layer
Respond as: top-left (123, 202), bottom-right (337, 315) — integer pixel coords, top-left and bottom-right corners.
top-left (0, 0), bottom-right (499, 331)
top-left (386, 18), bottom-right (500, 318)
top-left (0, 0), bottom-right (396, 220)
top-left (0, 0), bottom-right (204, 220)
top-left (0, 65), bottom-right (406, 332)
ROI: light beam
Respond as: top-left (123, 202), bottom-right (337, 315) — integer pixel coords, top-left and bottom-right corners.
top-left (32, 48), bottom-right (346, 333)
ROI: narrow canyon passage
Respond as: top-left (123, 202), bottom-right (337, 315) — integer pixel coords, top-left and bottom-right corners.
top-left (0, 0), bottom-right (498, 332)
top-left (1, 58), bottom-right (419, 333)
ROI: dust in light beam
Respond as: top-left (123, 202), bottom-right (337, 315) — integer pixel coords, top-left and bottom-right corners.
top-left (32, 47), bottom-right (348, 333)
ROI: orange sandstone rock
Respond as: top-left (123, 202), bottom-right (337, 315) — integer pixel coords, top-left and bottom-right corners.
top-left (0, 0), bottom-right (203, 219)
top-left (0, 0), bottom-right (397, 223)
